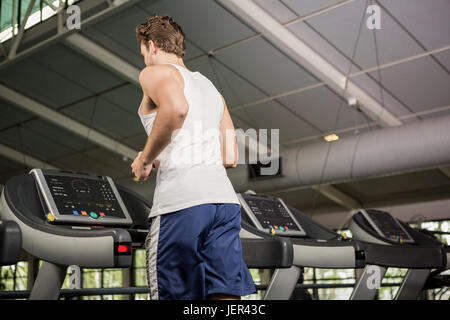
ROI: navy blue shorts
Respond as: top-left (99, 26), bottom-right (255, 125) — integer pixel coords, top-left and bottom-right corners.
top-left (145, 203), bottom-right (256, 300)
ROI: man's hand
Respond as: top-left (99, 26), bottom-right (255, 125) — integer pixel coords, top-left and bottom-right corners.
top-left (131, 151), bottom-right (153, 181)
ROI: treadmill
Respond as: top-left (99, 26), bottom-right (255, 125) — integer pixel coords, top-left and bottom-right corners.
top-left (0, 169), bottom-right (293, 300)
top-left (238, 192), bottom-right (366, 300)
top-left (349, 209), bottom-right (449, 300)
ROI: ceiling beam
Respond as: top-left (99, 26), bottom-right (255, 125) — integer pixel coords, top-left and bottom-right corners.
top-left (0, 84), bottom-right (138, 160)
top-left (0, 143), bottom-right (59, 170)
top-left (439, 166), bottom-right (450, 179)
top-left (0, 0), bottom-right (141, 70)
top-left (311, 184), bottom-right (361, 210)
top-left (64, 33), bottom-right (140, 87)
top-left (217, 0), bottom-right (402, 128)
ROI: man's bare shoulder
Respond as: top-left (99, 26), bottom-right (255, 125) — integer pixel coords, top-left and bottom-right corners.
top-left (139, 64), bottom-right (180, 85)
top-left (139, 65), bottom-right (172, 79)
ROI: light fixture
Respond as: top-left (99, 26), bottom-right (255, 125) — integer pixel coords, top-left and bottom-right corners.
top-left (324, 133), bottom-right (339, 142)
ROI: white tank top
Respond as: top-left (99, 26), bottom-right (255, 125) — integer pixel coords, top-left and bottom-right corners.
top-left (138, 64), bottom-right (239, 217)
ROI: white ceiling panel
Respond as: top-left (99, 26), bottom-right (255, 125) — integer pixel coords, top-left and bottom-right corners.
top-left (139, 0), bottom-right (256, 52)
top-left (23, 118), bottom-right (97, 152)
top-left (186, 55), bottom-right (267, 108)
top-left (33, 43), bottom-right (124, 93)
top-left (379, 0), bottom-right (450, 50)
top-left (0, 99), bottom-right (35, 130)
top-left (215, 36), bottom-right (319, 96)
top-left (99, 84), bottom-right (142, 115)
top-left (61, 96), bottom-right (143, 140)
top-left (0, 57), bottom-right (91, 109)
top-left (81, 26), bottom-right (144, 68)
top-left (83, 25), bottom-right (204, 67)
top-left (121, 133), bottom-right (147, 150)
top-left (0, 154), bottom-right (23, 172)
top-left (90, 4), bottom-right (155, 57)
top-left (254, 0), bottom-right (298, 23)
top-left (271, 187), bottom-right (339, 209)
top-left (276, 85), bottom-right (370, 132)
top-left (363, 56), bottom-right (450, 113)
top-left (299, 0), bottom-right (425, 70)
top-left (287, 20), bottom-right (354, 74)
top-left (419, 108), bottom-right (450, 121)
top-left (433, 50), bottom-right (450, 72)
top-left (281, 0), bottom-right (346, 16)
top-left (51, 152), bottom-right (126, 179)
top-left (336, 169), bottom-right (450, 202)
top-left (0, 126), bottom-right (72, 161)
top-left (349, 71), bottom-right (413, 118)
top-left (0, 164), bottom-right (29, 185)
top-left (233, 100), bottom-right (320, 142)
top-left (81, 148), bottom-right (131, 176)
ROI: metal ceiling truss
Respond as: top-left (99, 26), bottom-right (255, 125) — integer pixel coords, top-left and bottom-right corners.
top-left (0, 0), bottom-right (142, 70)
top-left (0, 143), bottom-right (59, 170)
top-left (216, 0), bottom-right (450, 208)
top-left (0, 84), bottom-right (138, 160)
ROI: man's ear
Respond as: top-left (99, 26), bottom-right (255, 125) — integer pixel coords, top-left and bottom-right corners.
top-left (148, 40), bottom-right (157, 55)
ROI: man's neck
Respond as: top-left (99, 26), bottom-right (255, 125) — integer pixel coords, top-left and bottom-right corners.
top-left (155, 54), bottom-right (186, 69)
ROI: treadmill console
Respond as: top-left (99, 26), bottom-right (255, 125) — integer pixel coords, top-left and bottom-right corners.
top-left (30, 169), bottom-right (133, 227)
top-left (359, 209), bottom-right (414, 244)
top-left (237, 193), bottom-right (306, 237)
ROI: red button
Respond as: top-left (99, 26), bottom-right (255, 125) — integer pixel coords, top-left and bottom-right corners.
top-left (117, 245), bottom-right (131, 253)
top-left (99, 212), bottom-right (105, 217)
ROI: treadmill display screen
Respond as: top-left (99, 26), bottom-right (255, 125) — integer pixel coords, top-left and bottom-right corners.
top-left (238, 194), bottom-right (306, 237)
top-left (361, 210), bottom-right (414, 243)
top-left (44, 175), bottom-right (126, 219)
top-left (31, 169), bottom-right (133, 226)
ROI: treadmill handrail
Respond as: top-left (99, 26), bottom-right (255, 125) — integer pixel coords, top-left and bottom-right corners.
top-left (363, 241), bottom-right (445, 269)
top-left (241, 237), bottom-right (293, 269)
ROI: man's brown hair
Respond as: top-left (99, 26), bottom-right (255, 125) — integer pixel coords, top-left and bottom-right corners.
top-left (136, 15), bottom-right (186, 58)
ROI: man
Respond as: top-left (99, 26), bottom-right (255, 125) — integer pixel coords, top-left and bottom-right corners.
top-left (131, 14), bottom-right (256, 300)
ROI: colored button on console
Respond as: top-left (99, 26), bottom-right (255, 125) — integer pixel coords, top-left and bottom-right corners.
top-left (89, 212), bottom-right (99, 219)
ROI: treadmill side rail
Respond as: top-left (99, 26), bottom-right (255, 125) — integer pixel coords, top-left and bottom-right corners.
top-left (350, 265), bottom-right (387, 300)
top-left (395, 269), bottom-right (431, 300)
top-left (264, 266), bottom-right (301, 300)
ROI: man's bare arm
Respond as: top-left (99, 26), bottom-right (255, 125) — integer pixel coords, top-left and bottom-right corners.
top-left (139, 65), bottom-right (189, 165)
top-left (219, 94), bottom-right (238, 168)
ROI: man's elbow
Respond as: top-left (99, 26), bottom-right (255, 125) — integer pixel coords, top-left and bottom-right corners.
top-left (224, 157), bottom-right (238, 168)
top-left (174, 104), bottom-right (189, 120)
